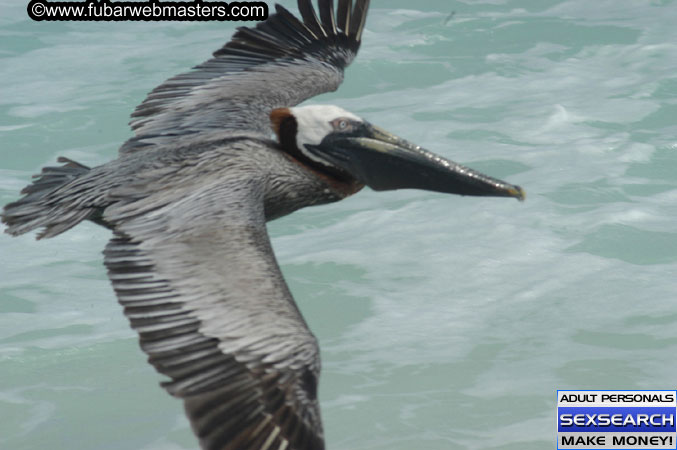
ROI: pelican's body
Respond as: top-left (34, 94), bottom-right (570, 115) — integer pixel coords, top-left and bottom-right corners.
top-left (2, 2), bottom-right (524, 449)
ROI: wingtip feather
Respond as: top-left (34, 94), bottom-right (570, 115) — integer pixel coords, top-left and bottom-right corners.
top-left (336, 0), bottom-right (351, 35)
top-left (350, 0), bottom-right (370, 42)
top-left (298, 0), bottom-right (326, 38)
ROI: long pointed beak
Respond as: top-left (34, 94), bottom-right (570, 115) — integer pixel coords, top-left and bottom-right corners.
top-left (309, 123), bottom-right (525, 201)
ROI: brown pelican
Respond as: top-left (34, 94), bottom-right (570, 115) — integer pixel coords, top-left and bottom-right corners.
top-left (2, 1), bottom-right (524, 449)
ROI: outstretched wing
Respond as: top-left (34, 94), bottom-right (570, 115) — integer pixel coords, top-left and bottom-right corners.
top-left (125, 0), bottom-right (370, 153)
top-left (103, 167), bottom-right (324, 450)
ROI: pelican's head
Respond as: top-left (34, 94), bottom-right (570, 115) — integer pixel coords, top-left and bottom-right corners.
top-left (271, 105), bottom-right (525, 200)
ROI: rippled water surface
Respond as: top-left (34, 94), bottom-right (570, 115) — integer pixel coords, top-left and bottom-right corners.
top-left (2, 1), bottom-right (677, 449)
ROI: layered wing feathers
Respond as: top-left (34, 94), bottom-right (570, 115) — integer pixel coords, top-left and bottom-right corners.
top-left (127, 0), bottom-right (370, 151)
top-left (103, 169), bottom-right (324, 450)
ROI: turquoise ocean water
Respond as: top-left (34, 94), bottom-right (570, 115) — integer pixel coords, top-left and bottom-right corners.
top-left (1, 0), bottom-right (677, 448)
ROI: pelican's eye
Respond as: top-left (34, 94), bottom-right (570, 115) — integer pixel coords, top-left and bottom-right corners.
top-left (331, 118), bottom-right (355, 132)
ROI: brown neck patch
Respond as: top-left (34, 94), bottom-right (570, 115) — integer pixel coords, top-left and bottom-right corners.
top-left (270, 108), bottom-right (295, 143)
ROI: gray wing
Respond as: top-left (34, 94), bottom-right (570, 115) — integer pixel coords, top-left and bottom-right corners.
top-left (124, 0), bottom-right (370, 153)
top-left (103, 173), bottom-right (324, 450)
